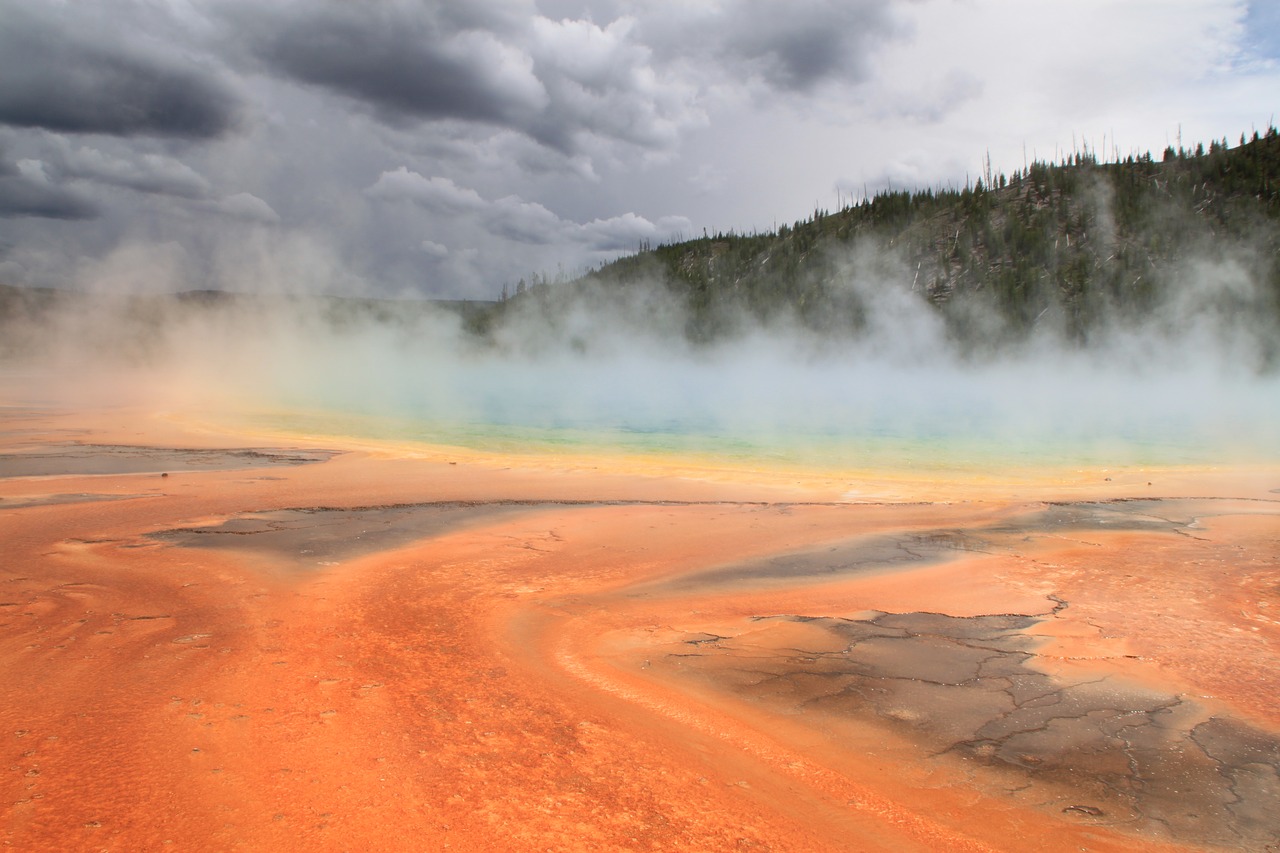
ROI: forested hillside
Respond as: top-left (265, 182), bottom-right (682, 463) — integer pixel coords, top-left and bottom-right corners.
top-left (485, 128), bottom-right (1280, 358)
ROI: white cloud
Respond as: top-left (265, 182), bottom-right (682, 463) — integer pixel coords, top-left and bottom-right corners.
top-left (366, 168), bottom-right (486, 212)
top-left (577, 211), bottom-right (692, 250)
top-left (366, 166), bottom-right (689, 255)
top-left (487, 194), bottom-right (565, 244)
top-left (15, 158), bottom-right (49, 182)
top-left (211, 192), bottom-right (279, 223)
top-left (525, 14), bottom-right (702, 151)
top-left (419, 239), bottom-right (449, 258)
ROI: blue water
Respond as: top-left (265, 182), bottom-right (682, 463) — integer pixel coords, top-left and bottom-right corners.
top-left (240, 352), bottom-right (1280, 474)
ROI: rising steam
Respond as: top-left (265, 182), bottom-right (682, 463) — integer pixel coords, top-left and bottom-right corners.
top-left (2, 228), bottom-right (1276, 473)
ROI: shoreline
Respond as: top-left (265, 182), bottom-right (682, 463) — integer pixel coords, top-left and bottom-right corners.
top-left (2, 401), bottom-right (1278, 851)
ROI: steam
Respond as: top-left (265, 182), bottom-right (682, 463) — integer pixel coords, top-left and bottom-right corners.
top-left (2, 232), bottom-right (1277, 472)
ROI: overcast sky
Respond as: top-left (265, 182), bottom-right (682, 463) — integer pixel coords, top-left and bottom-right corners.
top-left (1, 0), bottom-right (1277, 300)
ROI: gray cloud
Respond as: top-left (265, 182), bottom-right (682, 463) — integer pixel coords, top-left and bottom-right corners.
top-left (634, 0), bottom-right (902, 93)
top-left (225, 1), bottom-right (698, 155)
top-left (231, 4), bottom-right (547, 127)
top-left (420, 239), bottom-right (449, 258)
top-left (0, 173), bottom-right (99, 220)
top-left (48, 144), bottom-right (213, 199)
top-left (487, 195), bottom-right (566, 244)
top-left (719, 0), bottom-right (900, 91)
top-left (366, 167), bottom-right (565, 244)
top-left (521, 15), bottom-right (696, 152)
top-left (365, 167), bottom-right (689, 252)
top-left (883, 69), bottom-right (985, 123)
top-left (0, 2), bottom-right (242, 139)
top-left (207, 192), bottom-right (280, 224)
top-left (0, 0), bottom-right (1273, 303)
top-left (366, 168), bottom-right (487, 212)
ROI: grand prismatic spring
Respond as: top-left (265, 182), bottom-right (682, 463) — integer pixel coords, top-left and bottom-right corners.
top-left (5, 1), bottom-right (1280, 849)
top-left (2, 340), bottom-right (1278, 853)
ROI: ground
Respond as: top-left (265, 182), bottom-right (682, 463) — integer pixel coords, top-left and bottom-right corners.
top-left (1, 402), bottom-right (1277, 852)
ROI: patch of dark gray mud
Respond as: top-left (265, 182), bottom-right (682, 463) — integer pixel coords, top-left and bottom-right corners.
top-left (670, 529), bottom-right (989, 591)
top-left (146, 502), bottom-right (544, 569)
top-left (670, 607), bottom-right (1280, 850)
top-left (0, 443), bottom-right (337, 478)
top-left (0, 492), bottom-right (154, 509)
top-left (652, 497), bottom-right (1278, 595)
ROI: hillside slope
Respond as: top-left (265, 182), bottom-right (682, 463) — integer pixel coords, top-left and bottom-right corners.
top-left (487, 129), bottom-right (1280, 363)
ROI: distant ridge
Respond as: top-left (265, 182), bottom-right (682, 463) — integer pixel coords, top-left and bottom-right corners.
top-left (0, 283), bottom-right (495, 313)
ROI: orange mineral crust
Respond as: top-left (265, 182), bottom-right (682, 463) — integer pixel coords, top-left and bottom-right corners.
top-left (1, 406), bottom-right (1277, 852)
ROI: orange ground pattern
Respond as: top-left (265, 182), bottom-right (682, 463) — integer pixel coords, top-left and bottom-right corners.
top-left (2, 405), bottom-right (1277, 852)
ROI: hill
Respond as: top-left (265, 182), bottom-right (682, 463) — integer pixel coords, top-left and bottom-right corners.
top-left (482, 128), bottom-right (1280, 364)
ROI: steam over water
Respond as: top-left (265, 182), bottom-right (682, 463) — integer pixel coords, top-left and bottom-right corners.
top-left (251, 354), bottom-right (1278, 473)
top-left (223, 321), bottom-right (1280, 474)
top-left (5, 256), bottom-right (1279, 475)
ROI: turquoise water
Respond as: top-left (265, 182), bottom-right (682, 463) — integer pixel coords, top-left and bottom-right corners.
top-left (241, 379), bottom-right (1279, 476)
top-left (235, 346), bottom-right (1280, 474)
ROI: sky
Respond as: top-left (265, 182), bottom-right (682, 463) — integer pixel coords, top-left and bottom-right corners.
top-left (1, 0), bottom-right (1278, 301)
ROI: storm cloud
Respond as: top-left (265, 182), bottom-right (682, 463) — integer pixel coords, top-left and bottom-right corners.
top-left (225, 1), bottom-right (698, 155)
top-left (46, 143), bottom-right (213, 199)
top-left (0, 2), bottom-right (243, 139)
top-left (638, 0), bottom-right (903, 92)
top-left (0, 1), bottom-right (1274, 298)
top-left (236, 4), bottom-right (548, 129)
top-left (0, 173), bottom-right (99, 220)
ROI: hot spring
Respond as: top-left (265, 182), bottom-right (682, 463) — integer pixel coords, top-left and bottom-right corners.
top-left (214, 343), bottom-right (1280, 479)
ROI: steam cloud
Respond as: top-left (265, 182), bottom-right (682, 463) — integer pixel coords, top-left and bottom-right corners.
top-left (3, 232), bottom-right (1276, 473)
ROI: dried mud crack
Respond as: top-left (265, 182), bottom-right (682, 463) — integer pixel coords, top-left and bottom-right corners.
top-left (663, 605), bottom-right (1280, 850)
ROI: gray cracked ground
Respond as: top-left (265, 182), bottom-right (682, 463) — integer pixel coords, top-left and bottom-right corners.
top-left (653, 497), bottom-right (1280, 850)
top-left (146, 502), bottom-right (544, 569)
top-left (0, 443), bottom-right (337, 478)
top-left (672, 609), bottom-right (1280, 850)
top-left (732, 607), bottom-right (1269, 845)
top-left (144, 499), bottom-right (831, 570)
